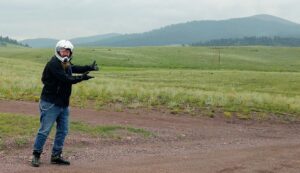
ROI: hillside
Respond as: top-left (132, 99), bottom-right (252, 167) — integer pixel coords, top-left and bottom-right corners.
top-left (0, 36), bottom-right (29, 47)
top-left (87, 14), bottom-right (300, 46)
top-left (70, 33), bottom-right (121, 45)
top-left (21, 33), bottom-right (121, 48)
top-left (192, 36), bottom-right (300, 46)
top-left (20, 38), bottom-right (58, 48)
top-left (21, 14), bottom-right (300, 47)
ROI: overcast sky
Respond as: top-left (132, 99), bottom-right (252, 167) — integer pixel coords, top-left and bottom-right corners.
top-left (1, 0), bottom-right (299, 40)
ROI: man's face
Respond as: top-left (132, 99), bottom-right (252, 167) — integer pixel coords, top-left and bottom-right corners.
top-left (59, 48), bottom-right (71, 57)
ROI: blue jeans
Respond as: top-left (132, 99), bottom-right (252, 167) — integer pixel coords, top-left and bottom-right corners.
top-left (33, 100), bottom-right (69, 156)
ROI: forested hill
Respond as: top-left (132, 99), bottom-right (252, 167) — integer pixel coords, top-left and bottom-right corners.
top-left (191, 37), bottom-right (300, 46)
top-left (0, 36), bottom-right (29, 47)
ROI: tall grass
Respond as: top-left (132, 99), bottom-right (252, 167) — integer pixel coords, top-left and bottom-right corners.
top-left (63, 63), bottom-right (300, 115)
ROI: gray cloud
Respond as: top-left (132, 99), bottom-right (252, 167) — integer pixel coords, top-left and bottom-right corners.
top-left (0, 0), bottom-right (299, 40)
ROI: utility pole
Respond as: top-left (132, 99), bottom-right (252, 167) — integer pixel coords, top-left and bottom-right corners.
top-left (218, 48), bottom-right (221, 65)
top-left (211, 47), bottom-right (221, 66)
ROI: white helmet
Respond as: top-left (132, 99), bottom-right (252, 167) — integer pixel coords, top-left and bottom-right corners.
top-left (55, 40), bottom-right (74, 63)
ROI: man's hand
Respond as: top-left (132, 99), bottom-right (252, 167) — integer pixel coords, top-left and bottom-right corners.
top-left (81, 71), bottom-right (94, 80)
top-left (89, 60), bottom-right (99, 71)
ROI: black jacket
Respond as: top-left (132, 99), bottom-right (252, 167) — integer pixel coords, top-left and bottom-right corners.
top-left (40, 56), bottom-right (92, 107)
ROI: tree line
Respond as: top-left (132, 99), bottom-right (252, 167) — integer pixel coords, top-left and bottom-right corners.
top-left (191, 36), bottom-right (300, 47)
top-left (0, 36), bottom-right (29, 47)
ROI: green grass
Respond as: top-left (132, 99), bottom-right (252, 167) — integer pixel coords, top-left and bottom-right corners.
top-left (1, 46), bottom-right (300, 72)
top-left (0, 113), bottom-right (152, 149)
top-left (0, 46), bottom-right (300, 119)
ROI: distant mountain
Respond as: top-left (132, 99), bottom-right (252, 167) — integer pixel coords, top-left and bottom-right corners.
top-left (0, 36), bottom-right (29, 47)
top-left (21, 38), bottom-right (58, 48)
top-left (21, 33), bottom-right (121, 48)
top-left (21, 14), bottom-right (300, 47)
top-left (86, 14), bottom-right (300, 47)
top-left (70, 33), bottom-right (121, 45)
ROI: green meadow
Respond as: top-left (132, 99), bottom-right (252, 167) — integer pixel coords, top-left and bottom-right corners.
top-left (1, 46), bottom-right (300, 119)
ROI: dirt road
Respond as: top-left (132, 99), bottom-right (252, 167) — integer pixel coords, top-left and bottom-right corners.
top-left (0, 100), bottom-right (299, 173)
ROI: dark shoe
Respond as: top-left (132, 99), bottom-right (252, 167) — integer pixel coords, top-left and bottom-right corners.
top-left (31, 151), bottom-right (41, 167)
top-left (51, 154), bottom-right (70, 165)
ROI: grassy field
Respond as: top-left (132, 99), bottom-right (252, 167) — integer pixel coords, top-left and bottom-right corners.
top-left (1, 46), bottom-right (300, 71)
top-left (0, 46), bottom-right (300, 119)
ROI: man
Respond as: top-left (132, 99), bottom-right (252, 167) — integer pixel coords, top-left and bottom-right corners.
top-left (31, 40), bottom-right (99, 167)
